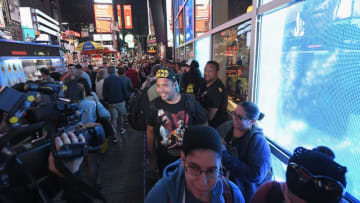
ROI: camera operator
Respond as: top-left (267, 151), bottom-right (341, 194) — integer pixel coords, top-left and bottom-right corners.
top-left (0, 111), bottom-right (89, 203)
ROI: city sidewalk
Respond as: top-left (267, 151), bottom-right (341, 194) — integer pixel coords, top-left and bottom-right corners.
top-left (97, 128), bottom-right (145, 203)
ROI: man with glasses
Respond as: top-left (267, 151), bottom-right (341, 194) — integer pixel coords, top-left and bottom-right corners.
top-left (251, 146), bottom-right (347, 203)
top-left (145, 126), bottom-right (245, 203)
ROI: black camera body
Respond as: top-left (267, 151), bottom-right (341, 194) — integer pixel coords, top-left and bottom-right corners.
top-left (0, 85), bottom-right (106, 201)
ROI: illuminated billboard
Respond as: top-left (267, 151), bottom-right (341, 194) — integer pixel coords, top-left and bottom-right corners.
top-left (117, 4), bottom-right (122, 29)
top-left (123, 5), bottom-right (133, 29)
top-left (94, 4), bottom-right (113, 33)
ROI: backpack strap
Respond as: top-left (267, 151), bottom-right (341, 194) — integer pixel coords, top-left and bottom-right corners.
top-left (220, 176), bottom-right (233, 203)
top-left (183, 94), bottom-right (197, 124)
top-left (266, 182), bottom-right (284, 203)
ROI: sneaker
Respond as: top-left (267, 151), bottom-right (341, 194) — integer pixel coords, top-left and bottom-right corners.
top-left (113, 137), bottom-right (119, 143)
top-left (119, 128), bottom-right (126, 134)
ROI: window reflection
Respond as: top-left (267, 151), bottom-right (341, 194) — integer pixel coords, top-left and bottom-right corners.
top-left (185, 0), bottom-right (194, 42)
top-left (179, 11), bottom-right (185, 45)
top-left (213, 21), bottom-right (251, 102)
top-left (185, 43), bottom-right (194, 60)
top-left (213, 0), bottom-right (252, 28)
top-left (195, 0), bottom-right (210, 37)
top-left (257, 0), bottom-right (360, 198)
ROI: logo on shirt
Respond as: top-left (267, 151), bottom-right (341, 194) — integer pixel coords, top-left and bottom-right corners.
top-left (158, 108), bottom-right (189, 155)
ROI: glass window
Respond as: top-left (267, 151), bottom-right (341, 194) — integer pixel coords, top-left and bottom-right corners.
top-left (176, 46), bottom-right (185, 62)
top-left (212, 0), bottom-right (252, 28)
top-left (175, 19), bottom-right (180, 47)
top-left (195, 0), bottom-right (210, 37)
top-left (174, 0), bottom-right (179, 16)
top-left (261, 0), bottom-right (273, 5)
top-left (195, 36), bottom-right (210, 75)
top-left (179, 11), bottom-right (185, 45)
top-left (257, 0), bottom-right (360, 199)
top-left (185, 43), bottom-right (194, 60)
top-left (185, 0), bottom-right (194, 42)
top-left (213, 21), bottom-right (251, 102)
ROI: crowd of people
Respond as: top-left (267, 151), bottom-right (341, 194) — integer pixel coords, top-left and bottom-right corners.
top-left (2, 56), bottom-right (349, 203)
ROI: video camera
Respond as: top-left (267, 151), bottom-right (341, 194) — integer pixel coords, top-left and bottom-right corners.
top-left (0, 85), bottom-right (106, 202)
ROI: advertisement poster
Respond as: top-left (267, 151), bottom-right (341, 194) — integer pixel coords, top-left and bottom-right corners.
top-left (0, 60), bottom-right (25, 87)
top-left (123, 5), bottom-right (133, 29)
top-left (94, 4), bottom-right (114, 33)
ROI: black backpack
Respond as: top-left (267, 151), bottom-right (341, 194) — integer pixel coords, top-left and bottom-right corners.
top-left (127, 80), bottom-right (157, 131)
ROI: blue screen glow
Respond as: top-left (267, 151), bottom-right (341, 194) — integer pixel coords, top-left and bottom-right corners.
top-left (257, 0), bottom-right (360, 199)
top-left (185, 0), bottom-right (194, 42)
top-left (195, 36), bottom-right (210, 76)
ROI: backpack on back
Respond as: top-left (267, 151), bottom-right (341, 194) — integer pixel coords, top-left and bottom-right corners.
top-left (127, 80), bottom-right (157, 131)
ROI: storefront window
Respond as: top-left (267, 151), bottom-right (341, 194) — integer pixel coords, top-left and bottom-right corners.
top-left (195, 0), bottom-right (210, 37)
top-left (257, 0), bottom-right (360, 198)
top-left (261, 0), bottom-right (273, 5)
top-left (213, 21), bottom-right (251, 102)
top-left (195, 36), bottom-right (210, 75)
top-left (179, 11), bottom-right (185, 45)
top-left (212, 0), bottom-right (252, 28)
top-left (176, 47), bottom-right (185, 62)
top-left (175, 19), bottom-right (180, 47)
top-left (185, 43), bottom-right (194, 60)
top-left (185, 0), bottom-right (194, 42)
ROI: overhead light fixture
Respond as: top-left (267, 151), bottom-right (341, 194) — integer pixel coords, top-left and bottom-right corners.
top-left (61, 22), bottom-right (69, 25)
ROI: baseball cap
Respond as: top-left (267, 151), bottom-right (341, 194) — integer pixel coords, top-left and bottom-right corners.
top-left (155, 67), bottom-right (177, 82)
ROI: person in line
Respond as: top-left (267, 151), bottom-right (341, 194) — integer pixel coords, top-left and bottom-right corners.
top-left (180, 60), bottom-right (204, 96)
top-left (49, 66), bottom-right (62, 81)
top-left (197, 61), bottom-right (228, 128)
top-left (146, 67), bottom-right (207, 175)
top-left (145, 125), bottom-right (245, 203)
top-left (118, 67), bottom-right (133, 101)
top-left (95, 67), bottom-right (107, 101)
top-left (75, 64), bottom-right (92, 90)
top-left (217, 102), bottom-right (272, 202)
top-left (39, 67), bottom-right (55, 82)
top-left (251, 146), bottom-right (347, 203)
top-left (103, 66), bottom-right (127, 142)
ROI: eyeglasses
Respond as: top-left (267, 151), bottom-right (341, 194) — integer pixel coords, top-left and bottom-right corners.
top-left (231, 111), bottom-right (250, 121)
top-left (288, 162), bottom-right (345, 196)
top-left (184, 164), bottom-right (220, 179)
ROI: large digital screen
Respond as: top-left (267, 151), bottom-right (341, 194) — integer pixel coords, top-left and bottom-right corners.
top-left (257, 0), bottom-right (360, 199)
top-left (184, 0), bottom-right (194, 42)
top-left (117, 4), bottom-right (122, 29)
top-left (94, 4), bottom-right (113, 33)
top-left (123, 5), bottom-right (133, 29)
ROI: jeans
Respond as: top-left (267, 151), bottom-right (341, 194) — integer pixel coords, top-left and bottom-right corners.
top-left (109, 101), bottom-right (126, 134)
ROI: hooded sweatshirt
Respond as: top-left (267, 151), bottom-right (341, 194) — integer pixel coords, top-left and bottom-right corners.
top-left (145, 159), bottom-right (245, 203)
top-left (217, 120), bottom-right (272, 203)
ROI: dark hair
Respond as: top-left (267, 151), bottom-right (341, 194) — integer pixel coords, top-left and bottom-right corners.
top-left (76, 83), bottom-right (86, 101)
top-left (286, 147), bottom-right (347, 203)
top-left (39, 67), bottom-right (49, 75)
top-left (238, 101), bottom-right (264, 121)
top-left (75, 64), bottom-right (82, 70)
top-left (181, 60), bottom-right (202, 93)
top-left (182, 126), bottom-right (222, 157)
top-left (78, 78), bottom-right (91, 96)
top-left (206, 60), bottom-right (220, 71)
top-left (108, 66), bottom-right (116, 74)
top-left (118, 67), bottom-right (125, 75)
top-left (313, 146), bottom-right (335, 160)
top-left (67, 64), bottom-right (75, 68)
top-left (87, 65), bottom-right (93, 70)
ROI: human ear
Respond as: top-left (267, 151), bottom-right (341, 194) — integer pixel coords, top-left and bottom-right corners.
top-left (181, 151), bottom-right (185, 166)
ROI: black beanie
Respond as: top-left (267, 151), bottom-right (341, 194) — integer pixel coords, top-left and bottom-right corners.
top-left (182, 126), bottom-right (222, 155)
top-left (286, 147), bottom-right (347, 203)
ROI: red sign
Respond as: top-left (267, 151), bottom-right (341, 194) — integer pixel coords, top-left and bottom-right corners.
top-left (12, 51), bottom-right (27, 56)
top-left (123, 5), bottom-right (133, 29)
top-left (65, 30), bottom-right (81, 37)
top-left (94, 4), bottom-right (114, 33)
top-left (117, 4), bottom-right (122, 29)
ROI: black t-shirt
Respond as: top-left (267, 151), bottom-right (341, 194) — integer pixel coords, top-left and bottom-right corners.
top-left (197, 79), bottom-right (228, 128)
top-left (146, 94), bottom-right (207, 156)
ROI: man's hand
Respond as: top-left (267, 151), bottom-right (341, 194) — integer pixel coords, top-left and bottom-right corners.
top-left (48, 132), bottom-right (85, 177)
